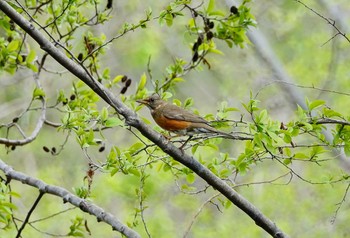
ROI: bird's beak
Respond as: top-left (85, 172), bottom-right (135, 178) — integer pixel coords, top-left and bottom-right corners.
top-left (136, 99), bottom-right (149, 105)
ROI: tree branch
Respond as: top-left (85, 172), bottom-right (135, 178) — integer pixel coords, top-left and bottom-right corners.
top-left (16, 192), bottom-right (44, 238)
top-left (0, 78), bottom-right (46, 146)
top-left (0, 1), bottom-right (287, 237)
top-left (0, 159), bottom-right (141, 238)
top-left (296, 0), bottom-right (350, 44)
top-left (316, 118), bottom-right (350, 126)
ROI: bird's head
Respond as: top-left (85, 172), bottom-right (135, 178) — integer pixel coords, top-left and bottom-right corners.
top-left (137, 94), bottom-right (165, 110)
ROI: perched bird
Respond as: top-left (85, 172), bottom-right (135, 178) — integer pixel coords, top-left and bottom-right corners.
top-left (137, 94), bottom-right (234, 139)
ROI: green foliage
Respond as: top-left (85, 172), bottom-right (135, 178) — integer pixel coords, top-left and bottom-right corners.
top-left (67, 216), bottom-right (87, 237)
top-left (105, 145), bottom-right (143, 177)
top-left (32, 87), bottom-right (46, 99)
top-left (234, 97), bottom-right (337, 173)
top-left (1, 0), bottom-right (350, 237)
top-left (74, 186), bottom-right (90, 199)
top-left (151, 0), bottom-right (255, 93)
top-left (0, 182), bottom-right (18, 229)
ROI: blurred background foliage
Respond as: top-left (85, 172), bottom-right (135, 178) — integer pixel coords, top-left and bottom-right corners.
top-left (1, 0), bottom-right (350, 237)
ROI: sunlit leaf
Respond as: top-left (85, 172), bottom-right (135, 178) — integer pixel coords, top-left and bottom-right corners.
top-left (308, 100), bottom-right (325, 111)
top-left (104, 117), bottom-right (123, 127)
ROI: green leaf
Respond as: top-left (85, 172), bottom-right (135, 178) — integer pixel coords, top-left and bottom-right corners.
top-left (207, 0), bottom-right (215, 13)
top-left (166, 13), bottom-right (174, 27)
top-left (163, 163), bottom-right (171, 172)
top-left (33, 88), bottom-right (45, 98)
top-left (267, 131), bottom-right (284, 144)
top-left (284, 147), bottom-right (292, 157)
top-left (258, 109), bottom-right (268, 123)
top-left (104, 117), bottom-right (123, 127)
top-left (290, 127), bottom-right (300, 137)
top-left (186, 173), bottom-right (196, 184)
top-left (101, 107), bottom-right (109, 121)
top-left (26, 62), bottom-right (38, 72)
top-left (113, 75), bottom-right (125, 83)
top-left (206, 143), bottom-right (219, 151)
top-left (296, 105), bottom-right (306, 119)
top-left (85, 129), bottom-right (95, 146)
top-left (302, 122), bottom-right (313, 131)
top-left (129, 168), bottom-right (140, 177)
top-left (283, 158), bottom-right (292, 165)
top-left (308, 100), bottom-right (325, 111)
top-left (224, 199), bottom-right (232, 209)
top-left (173, 99), bottom-right (181, 107)
top-left (184, 97), bottom-right (193, 108)
top-left (26, 49), bottom-right (36, 63)
top-left (242, 98), bottom-right (260, 113)
top-left (137, 73), bottom-right (147, 91)
top-left (209, 48), bottom-right (224, 55)
top-left (208, 10), bottom-right (226, 17)
top-left (172, 77), bottom-right (184, 83)
top-left (309, 146), bottom-right (327, 158)
top-left (283, 134), bottom-right (292, 143)
top-left (191, 144), bottom-right (199, 154)
top-left (294, 152), bottom-right (308, 159)
top-left (323, 108), bottom-right (342, 118)
top-left (129, 142), bottom-right (144, 153)
top-left (219, 169), bottom-right (230, 178)
top-left (188, 18), bottom-right (196, 29)
top-left (344, 143), bottom-right (350, 157)
top-left (102, 67), bottom-right (110, 80)
top-left (7, 40), bottom-right (19, 51)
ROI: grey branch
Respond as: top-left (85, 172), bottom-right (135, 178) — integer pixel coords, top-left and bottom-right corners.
top-left (0, 1), bottom-right (287, 237)
top-left (0, 87), bottom-right (46, 146)
top-left (0, 159), bottom-right (141, 238)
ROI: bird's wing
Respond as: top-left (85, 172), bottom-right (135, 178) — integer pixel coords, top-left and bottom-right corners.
top-left (162, 104), bottom-right (209, 124)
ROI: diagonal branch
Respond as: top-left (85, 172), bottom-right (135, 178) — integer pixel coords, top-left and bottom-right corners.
top-left (16, 191), bottom-right (44, 238)
top-left (0, 1), bottom-right (287, 237)
top-left (295, 0), bottom-right (350, 44)
top-left (0, 159), bottom-right (141, 238)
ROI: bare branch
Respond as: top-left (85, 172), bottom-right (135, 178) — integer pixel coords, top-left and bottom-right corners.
top-left (258, 80), bottom-right (350, 98)
top-left (331, 182), bottom-right (350, 224)
top-left (0, 79), bottom-right (46, 147)
top-left (295, 0), bottom-right (350, 44)
top-left (183, 193), bottom-right (221, 238)
top-left (0, 159), bottom-right (141, 238)
top-left (316, 118), bottom-right (350, 126)
top-left (16, 192), bottom-right (44, 238)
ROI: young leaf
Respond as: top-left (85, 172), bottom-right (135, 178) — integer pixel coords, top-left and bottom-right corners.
top-left (26, 49), bottom-right (36, 63)
top-left (308, 100), bottom-right (325, 111)
top-left (33, 88), bottom-right (45, 98)
top-left (101, 107), bottom-right (109, 121)
top-left (137, 73), bottom-right (147, 91)
top-left (207, 0), bottom-right (215, 13)
top-left (7, 40), bottom-right (19, 51)
top-left (186, 173), bottom-right (196, 184)
top-left (104, 117), bottom-right (123, 127)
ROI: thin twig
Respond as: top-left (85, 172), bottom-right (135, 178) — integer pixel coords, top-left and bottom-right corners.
top-left (183, 193), bottom-right (221, 238)
top-left (295, 0), bottom-right (350, 44)
top-left (331, 182), bottom-right (350, 224)
top-left (16, 192), bottom-right (44, 238)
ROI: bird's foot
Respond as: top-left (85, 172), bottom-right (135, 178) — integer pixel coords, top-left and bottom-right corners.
top-left (161, 133), bottom-right (172, 141)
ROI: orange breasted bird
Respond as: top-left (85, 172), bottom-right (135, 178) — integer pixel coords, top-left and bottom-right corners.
top-left (137, 95), bottom-right (234, 139)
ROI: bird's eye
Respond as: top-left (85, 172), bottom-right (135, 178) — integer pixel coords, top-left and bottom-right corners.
top-left (150, 97), bottom-right (155, 102)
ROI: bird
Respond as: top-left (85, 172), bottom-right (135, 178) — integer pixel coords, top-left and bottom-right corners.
top-left (137, 94), bottom-right (234, 142)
